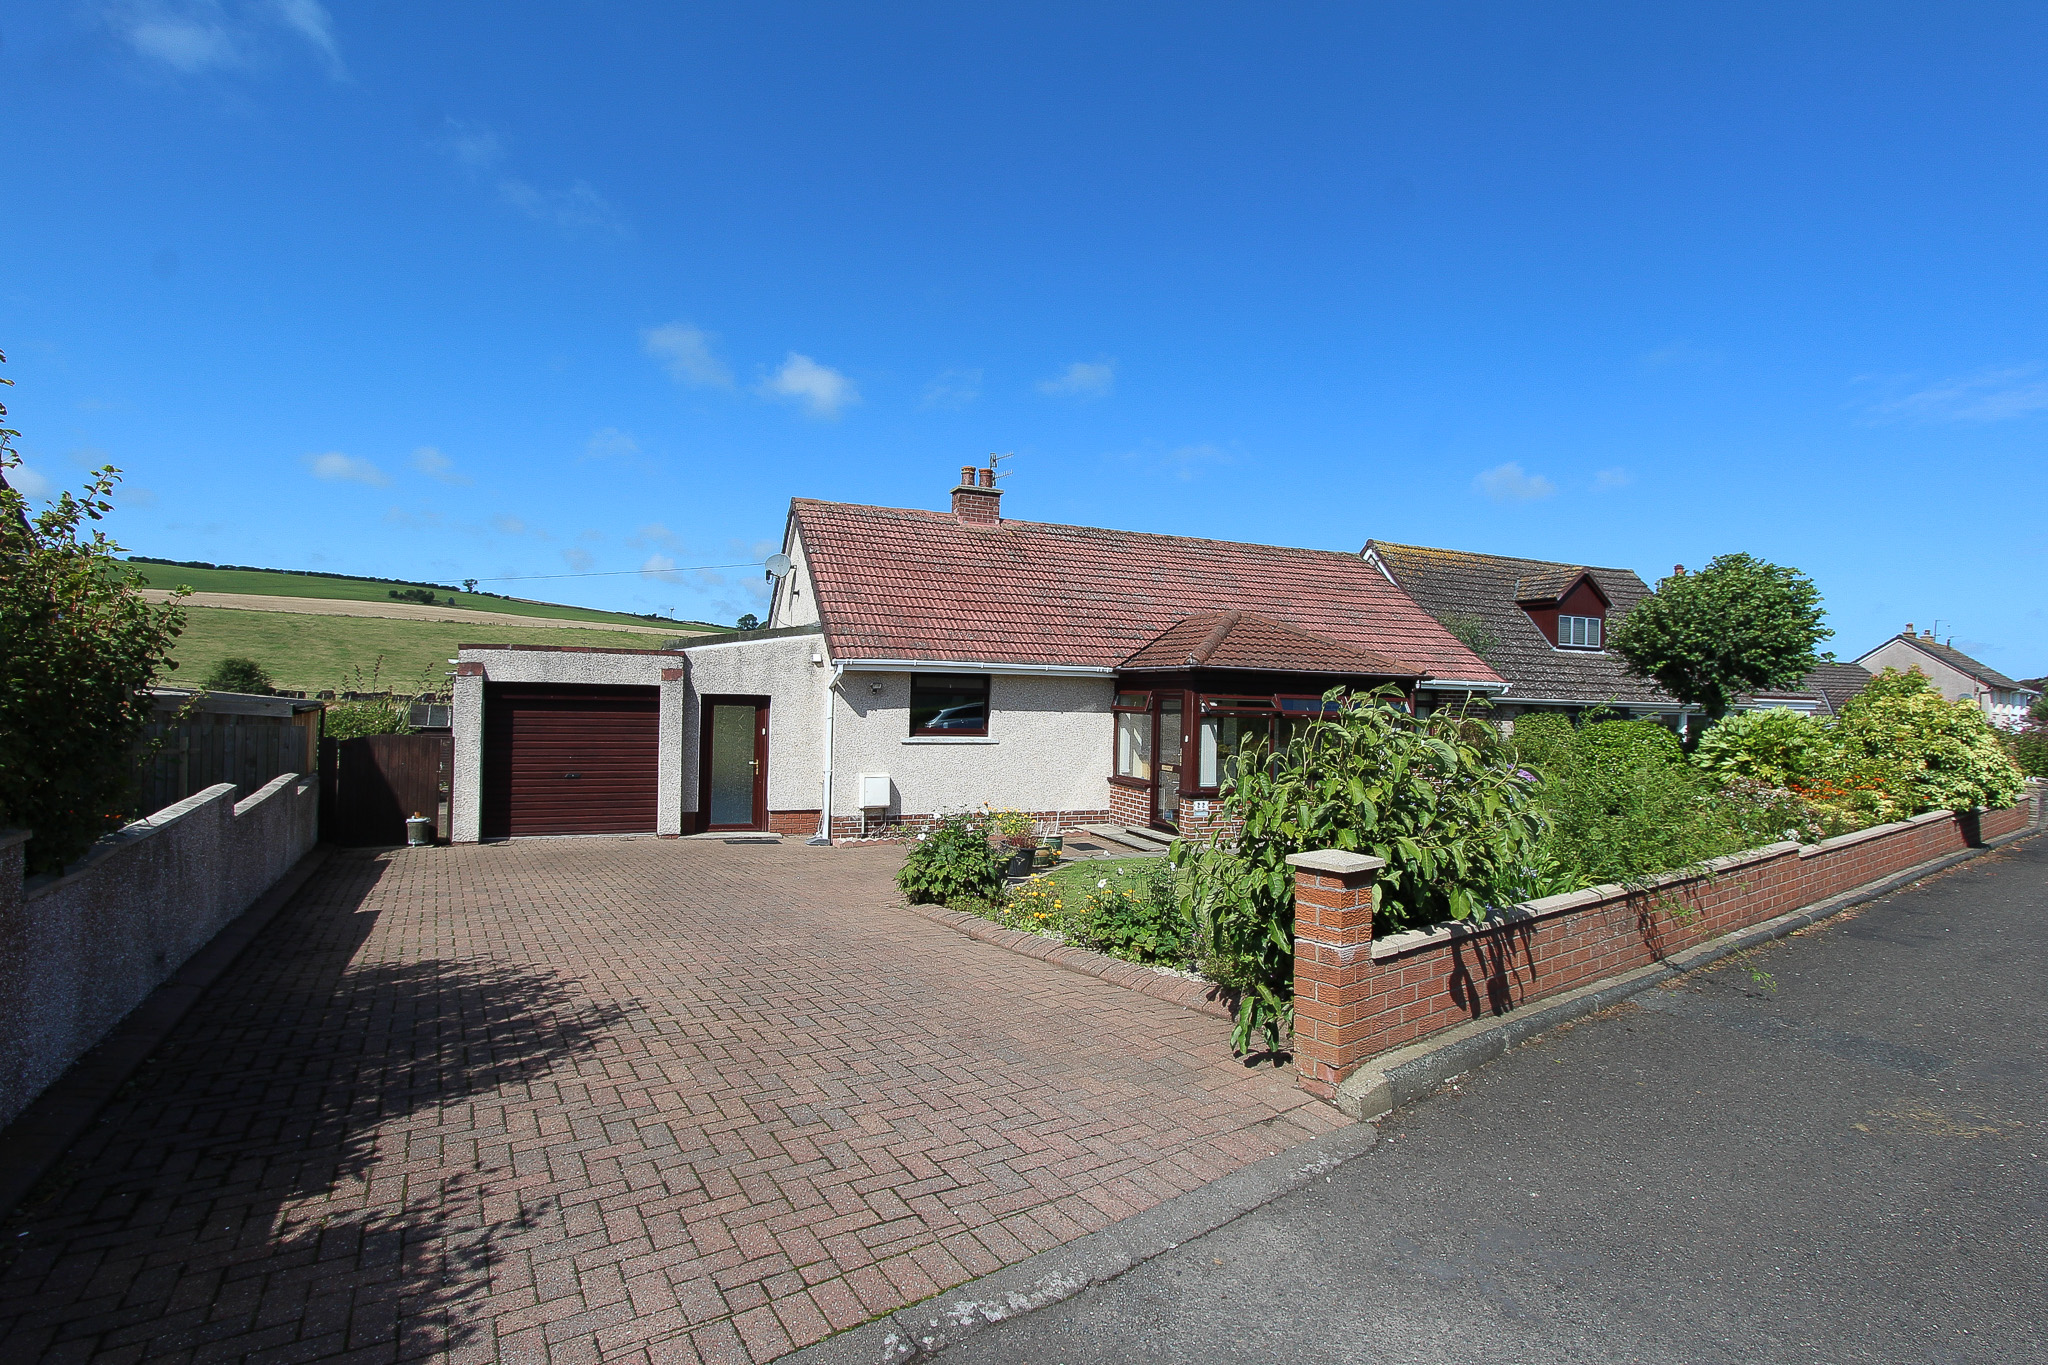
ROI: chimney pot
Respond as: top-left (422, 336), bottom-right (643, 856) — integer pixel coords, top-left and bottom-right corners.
top-left (959, 465), bottom-right (975, 486)
top-left (978, 466), bottom-right (994, 488)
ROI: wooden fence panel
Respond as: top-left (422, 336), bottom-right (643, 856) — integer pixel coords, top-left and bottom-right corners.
top-left (320, 733), bottom-right (453, 847)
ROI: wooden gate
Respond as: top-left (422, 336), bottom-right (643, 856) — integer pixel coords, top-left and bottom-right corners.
top-left (321, 733), bottom-right (454, 847)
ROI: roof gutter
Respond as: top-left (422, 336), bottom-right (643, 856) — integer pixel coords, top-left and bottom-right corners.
top-left (834, 659), bottom-right (1116, 678)
top-left (1416, 678), bottom-right (1511, 694)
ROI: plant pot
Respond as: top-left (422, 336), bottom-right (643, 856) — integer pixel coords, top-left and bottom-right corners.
top-left (1005, 845), bottom-right (1036, 878)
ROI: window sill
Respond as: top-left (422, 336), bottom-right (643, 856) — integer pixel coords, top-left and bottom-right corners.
top-left (902, 736), bottom-right (998, 745)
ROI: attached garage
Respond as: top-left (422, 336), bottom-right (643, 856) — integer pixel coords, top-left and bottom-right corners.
top-left (480, 684), bottom-right (660, 837)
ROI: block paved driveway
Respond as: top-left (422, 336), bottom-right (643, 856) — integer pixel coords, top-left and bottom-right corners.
top-left (0, 838), bottom-right (1343, 1363)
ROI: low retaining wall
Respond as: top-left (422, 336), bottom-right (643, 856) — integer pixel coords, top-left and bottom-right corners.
top-left (1291, 800), bottom-right (2036, 1100)
top-left (0, 773), bottom-right (319, 1130)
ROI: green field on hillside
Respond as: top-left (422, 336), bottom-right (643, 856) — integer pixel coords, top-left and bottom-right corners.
top-left (167, 607), bottom-right (693, 694)
top-left (126, 558), bottom-right (720, 630)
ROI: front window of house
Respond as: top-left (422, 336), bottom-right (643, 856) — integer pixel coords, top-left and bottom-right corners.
top-left (909, 674), bottom-right (990, 736)
top-left (1114, 691), bottom-right (1151, 778)
top-left (1558, 614), bottom-right (1603, 649)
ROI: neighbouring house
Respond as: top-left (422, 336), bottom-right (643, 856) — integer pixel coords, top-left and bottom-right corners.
top-left (449, 464), bottom-right (1500, 842)
top-left (1855, 627), bottom-right (2042, 730)
top-left (1360, 542), bottom-right (1690, 729)
top-left (1735, 660), bottom-right (1874, 716)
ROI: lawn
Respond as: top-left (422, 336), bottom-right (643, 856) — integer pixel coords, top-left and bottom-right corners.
top-left (126, 559), bottom-right (721, 630)
top-left (1040, 855), bottom-right (1164, 894)
top-left (166, 607), bottom-right (689, 694)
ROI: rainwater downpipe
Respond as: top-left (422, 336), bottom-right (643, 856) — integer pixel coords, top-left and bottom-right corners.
top-left (810, 662), bottom-right (844, 845)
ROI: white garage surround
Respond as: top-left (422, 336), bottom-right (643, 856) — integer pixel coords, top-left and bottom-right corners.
top-left (450, 645), bottom-right (691, 842)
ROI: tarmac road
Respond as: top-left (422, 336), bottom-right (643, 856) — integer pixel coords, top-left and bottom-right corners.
top-left (931, 831), bottom-right (2047, 1365)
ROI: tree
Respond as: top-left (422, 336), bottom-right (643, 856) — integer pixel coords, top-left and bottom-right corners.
top-left (1609, 553), bottom-right (1830, 722)
top-left (0, 351), bottom-right (188, 873)
top-left (736, 613), bottom-right (760, 630)
top-left (203, 656), bottom-right (273, 695)
top-left (461, 578), bottom-right (477, 593)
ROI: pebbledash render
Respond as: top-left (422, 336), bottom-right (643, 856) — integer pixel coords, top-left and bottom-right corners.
top-left (449, 464), bottom-right (1501, 843)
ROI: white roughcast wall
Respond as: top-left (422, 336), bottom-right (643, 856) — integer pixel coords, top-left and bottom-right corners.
top-left (831, 672), bottom-right (1113, 818)
top-left (681, 632), bottom-right (830, 816)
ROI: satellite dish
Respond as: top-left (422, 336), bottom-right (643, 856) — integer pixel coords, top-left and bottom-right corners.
top-left (764, 553), bottom-right (793, 579)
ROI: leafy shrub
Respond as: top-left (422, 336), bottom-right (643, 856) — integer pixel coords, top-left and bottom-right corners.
top-left (1694, 708), bottom-right (1827, 788)
top-left (1825, 669), bottom-right (2023, 817)
top-left (202, 656), bottom-right (273, 695)
top-left (1072, 862), bottom-right (1189, 965)
top-left (322, 699), bottom-right (411, 742)
top-left (1534, 719), bottom-right (1735, 889)
top-left (896, 811), bottom-right (1009, 906)
top-left (2013, 728), bottom-right (2048, 779)
top-left (1509, 712), bottom-right (1575, 769)
top-left (1176, 688), bottom-right (1545, 1053)
top-left (2, 411), bottom-right (186, 873)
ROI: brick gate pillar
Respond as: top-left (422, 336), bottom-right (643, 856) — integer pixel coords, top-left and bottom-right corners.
top-left (1287, 849), bottom-right (1387, 1100)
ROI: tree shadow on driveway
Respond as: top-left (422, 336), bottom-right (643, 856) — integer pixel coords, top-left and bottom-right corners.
top-left (0, 851), bottom-right (629, 1362)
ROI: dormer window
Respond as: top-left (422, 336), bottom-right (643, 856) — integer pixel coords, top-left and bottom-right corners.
top-left (1559, 614), bottom-right (1603, 649)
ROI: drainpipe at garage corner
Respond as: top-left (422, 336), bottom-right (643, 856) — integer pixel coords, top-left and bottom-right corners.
top-left (810, 662), bottom-right (844, 846)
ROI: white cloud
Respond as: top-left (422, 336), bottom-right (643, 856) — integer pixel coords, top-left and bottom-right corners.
top-left (1594, 467), bottom-right (1632, 491)
top-left (104, 0), bottom-right (343, 77)
top-left (562, 547), bottom-right (594, 572)
top-left (302, 451), bottom-right (388, 486)
top-left (1641, 340), bottom-right (1722, 368)
top-left (270, 0), bottom-right (343, 78)
top-left (640, 553), bottom-right (684, 583)
top-left (1474, 462), bottom-right (1556, 503)
top-left (497, 178), bottom-right (629, 237)
top-left (410, 445), bottom-right (470, 485)
top-left (759, 353), bottom-right (859, 418)
top-left (920, 367), bottom-right (983, 410)
top-left (1868, 364), bottom-right (2048, 423)
top-left (8, 464), bottom-right (53, 500)
top-left (583, 427), bottom-right (641, 460)
top-left (629, 522), bottom-right (680, 549)
top-left (642, 323), bottom-right (734, 390)
top-left (437, 118), bottom-right (505, 171)
top-left (492, 515), bottom-right (529, 536)
top-left (434, 118), bottom-right (628, 236)
top-left (1038, 359), bottom-right (1116, 399)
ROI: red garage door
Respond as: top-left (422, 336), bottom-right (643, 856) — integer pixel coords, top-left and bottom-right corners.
top-left (481, 685), bottom-right (660, 838)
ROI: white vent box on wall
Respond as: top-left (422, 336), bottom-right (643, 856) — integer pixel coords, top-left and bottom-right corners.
top-left (857, 774), bottom-right (892, 810)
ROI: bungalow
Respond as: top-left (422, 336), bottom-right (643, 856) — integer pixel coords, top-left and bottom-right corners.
top-left (1855, 627), bottom-right (2041, 730)
top-left (449, 464), bottom-right (1499, 843)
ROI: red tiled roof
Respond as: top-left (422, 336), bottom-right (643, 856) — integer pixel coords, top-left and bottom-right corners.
top-left (1119, 611), bottom-right (1420, 676)
top-left (789, 500), bottom-right (1502, 681)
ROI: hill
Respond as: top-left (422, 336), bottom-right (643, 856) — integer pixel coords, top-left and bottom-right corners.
top-left (169, 607), bottom-right (698, 694)
top-left (126, 557), bottom-right (721, 631)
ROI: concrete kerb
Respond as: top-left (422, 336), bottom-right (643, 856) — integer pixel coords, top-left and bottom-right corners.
top-left (781, 1120), bottom-right (1382, 1365)
top-left (0, 844), bottom-right (334, 1221)
top-left (1333, 819), bottom-right (2046, 1122)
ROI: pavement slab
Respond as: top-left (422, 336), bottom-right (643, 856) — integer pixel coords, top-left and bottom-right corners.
top-left (0, 837), bottom-right (1342, 1363)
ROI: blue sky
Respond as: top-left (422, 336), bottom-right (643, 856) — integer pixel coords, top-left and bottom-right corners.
top-left (3, 3), bottom-right (2044, 671)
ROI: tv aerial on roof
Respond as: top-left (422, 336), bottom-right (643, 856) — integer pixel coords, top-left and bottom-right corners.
top-left (988, 451), bottom-right (1013, 479)
top-left (764, 553), bottom-right (792, 579)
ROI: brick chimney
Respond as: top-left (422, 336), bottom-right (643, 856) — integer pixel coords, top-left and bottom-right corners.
top-left (951, 464), bottom-right (1002, 526)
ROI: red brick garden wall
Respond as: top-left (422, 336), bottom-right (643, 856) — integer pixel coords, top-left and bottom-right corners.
top-left (1293, 803), bottom-right (2035, 1099)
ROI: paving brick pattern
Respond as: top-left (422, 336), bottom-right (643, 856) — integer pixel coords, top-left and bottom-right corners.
top-left (0, 838), bottom-right (1342, 1363)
